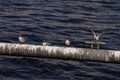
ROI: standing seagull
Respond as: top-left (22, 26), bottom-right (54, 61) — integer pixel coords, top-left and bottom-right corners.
top-left (87, 27), bottom-right (110, 41)
top-left (18, 35), bottom-right (26, 43)
top-left (42, 42), bottom-right (51, 46)
top-left (65, 39), bottom-right (70, 46)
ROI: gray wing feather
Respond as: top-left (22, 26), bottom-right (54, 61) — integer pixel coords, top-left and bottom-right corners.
top-left (87, 27), bottom-right (96, 37)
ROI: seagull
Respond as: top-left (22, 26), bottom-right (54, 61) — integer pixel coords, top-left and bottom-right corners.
top-left (42, 42), bottom-right (51, 46)
top-left (87, 27), bottom-right (110, 41)
top-left (18, 35), bottom-right (26, 43)
top-left (65, 39), bottom-right (70, 46)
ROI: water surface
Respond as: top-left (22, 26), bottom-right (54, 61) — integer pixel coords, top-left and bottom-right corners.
top-left (0, 0), bottom-right (120, 80)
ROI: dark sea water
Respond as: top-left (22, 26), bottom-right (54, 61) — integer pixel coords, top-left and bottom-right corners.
top-left (0, 0), bottom-right (120, 80)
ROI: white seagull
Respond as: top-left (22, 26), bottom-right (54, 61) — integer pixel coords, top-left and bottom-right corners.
top-left (18, 35), bottom-right (26, 43)
top-left (88, 27), bottom-right (110, 41)
top-left (42, 42), bottom-right (51, 46)
top-left (65, 39), bottom-right (70, 46)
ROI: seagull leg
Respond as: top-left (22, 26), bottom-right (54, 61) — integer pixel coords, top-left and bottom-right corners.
top-left (91, 44), bottom-right (93, 49)
top-left (97, 44), bottom-right (99, 50)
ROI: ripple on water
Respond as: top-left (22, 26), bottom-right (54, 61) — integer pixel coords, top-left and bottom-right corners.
top-left (0, 0), bottom-right (120, 80)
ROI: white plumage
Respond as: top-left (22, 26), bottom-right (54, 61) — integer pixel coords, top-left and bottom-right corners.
top-left (42, 42), bottom-right (51, 46)
top-left (65, 40), bottom-right (70, 46)
top-left (19, 35), bottom-right (26, 43)
top-left (87, 27), bottom-right (110, 41)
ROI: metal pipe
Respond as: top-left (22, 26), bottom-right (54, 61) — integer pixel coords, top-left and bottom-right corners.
top-left (0, 42), bottom-right (119, 63)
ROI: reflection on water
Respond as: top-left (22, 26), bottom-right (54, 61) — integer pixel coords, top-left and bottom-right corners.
top-left (0, 0), bottom-right (120, 80)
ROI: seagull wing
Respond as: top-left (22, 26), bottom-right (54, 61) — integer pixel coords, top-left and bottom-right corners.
top-left (22, 37), bottom-right (26, 42)
top-left (98, 32), bottom-right (110, 38)
top-left (19, 36), bottom-right (26, 42)
top-left (87, 27), bottom-right (96, 37)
